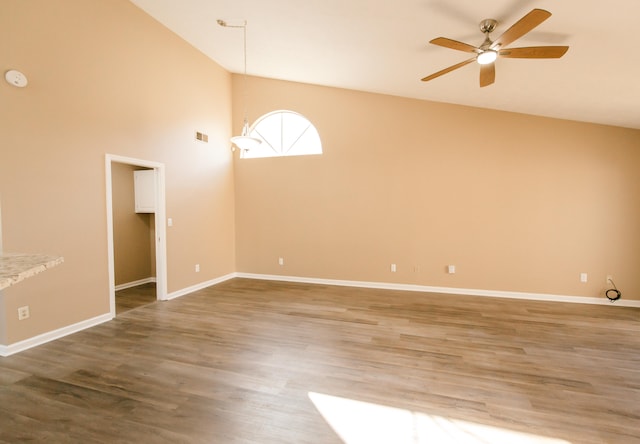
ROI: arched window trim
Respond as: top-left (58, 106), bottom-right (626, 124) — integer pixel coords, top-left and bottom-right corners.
top-left (241, 110), bottom-right (322, 159)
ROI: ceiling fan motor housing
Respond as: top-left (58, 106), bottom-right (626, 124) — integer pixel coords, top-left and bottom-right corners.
top-left (479, 19), bottom-right (497, 34)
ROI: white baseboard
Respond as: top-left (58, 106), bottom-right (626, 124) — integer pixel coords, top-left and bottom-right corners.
top-left (0, 313), bottom-right (113, 357)
top-left (236, 273), bottom-right (640, 308)
top-left (165, 273), bottom-right (237, 300)
top-left (115, 277), bottom-right (156, 291)
top-left (3, 271), bottom-right (634, 358)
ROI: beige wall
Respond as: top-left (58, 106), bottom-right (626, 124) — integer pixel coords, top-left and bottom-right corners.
top-left (233, 76), bottom-right (640, 300)
top-left (149, 213), bottom-right (156, 278)
top-left (111, 163), bottom-right (154, 286)
top-left (0, 0), bottom-right (235, 344)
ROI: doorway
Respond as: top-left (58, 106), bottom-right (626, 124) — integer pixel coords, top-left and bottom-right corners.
top-left (105, 154), bottom-right (168, 317)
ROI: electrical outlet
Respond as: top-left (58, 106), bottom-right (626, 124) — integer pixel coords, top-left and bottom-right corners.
top-left (447, 265), bottom-right (456, 274)
top-left (580, 272), bottom-right (588, 283)
top-left (278, 257), bottom-right (284, 266)
top-left (18, 306), bottom-right (30, 320)
top-left (195, 264), bottom-right (200, 272)
top-left (391, 263), bottom-right (397, 272)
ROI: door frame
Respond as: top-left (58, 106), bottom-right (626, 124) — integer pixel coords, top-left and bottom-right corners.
top-left (105, 154), bottom-right (168, 316)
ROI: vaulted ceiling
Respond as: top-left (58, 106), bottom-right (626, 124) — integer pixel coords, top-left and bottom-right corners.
top-left (130, 0), bottom-right (640, 129)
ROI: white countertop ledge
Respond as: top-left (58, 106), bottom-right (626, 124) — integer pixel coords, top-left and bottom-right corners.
top-left (0, 253), bottom-right (64, 290)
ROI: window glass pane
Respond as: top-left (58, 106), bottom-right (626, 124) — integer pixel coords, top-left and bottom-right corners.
top-left (243, 110), bottom-right (322, 159)
top-left (281, 112), bottom-right (308, 154)
top-left (288, 125), bottom-right (322, 156)
top-left (255, 114), bottom-right (282, 152)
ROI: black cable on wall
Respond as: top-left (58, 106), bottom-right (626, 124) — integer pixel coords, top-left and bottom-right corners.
top-left (605, 278), bottom-right (622, 302)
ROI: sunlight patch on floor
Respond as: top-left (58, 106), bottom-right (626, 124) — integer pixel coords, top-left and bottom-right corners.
top-left (308, 392), bottom-right (571, 444)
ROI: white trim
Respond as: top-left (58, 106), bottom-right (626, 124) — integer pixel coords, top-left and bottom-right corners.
top-left (154, 166), bottom-right (168, 301)
top-left (114, 277), bottom-right (157, 292)
top-left (166, 273), bottom-right (237, 300)
top-left (0, 313), bottom-right (112, 357)
top-left (105, 154), bottom-right (169, 318)
top-left (236, 273), bottom-right (640, 308)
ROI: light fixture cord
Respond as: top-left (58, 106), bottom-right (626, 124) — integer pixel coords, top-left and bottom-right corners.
top-left (219, 19), bottom-right (256, 140)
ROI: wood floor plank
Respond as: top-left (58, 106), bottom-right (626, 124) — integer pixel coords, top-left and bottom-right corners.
top-left (116, 282), bottom-right (157, 314)
top-left (1, 277), bottom-right (639, 443)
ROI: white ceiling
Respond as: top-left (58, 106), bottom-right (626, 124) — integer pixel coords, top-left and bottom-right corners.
top-left (129, 0), bottom-right (640, 130)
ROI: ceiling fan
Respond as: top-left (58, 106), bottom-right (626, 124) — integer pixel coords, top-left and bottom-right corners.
top-left (421, 8), bottom-right (569, 87)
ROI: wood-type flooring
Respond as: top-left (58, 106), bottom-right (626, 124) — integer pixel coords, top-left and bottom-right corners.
top-left (116, 282), bottom-right (157, 315)
top-left (0, 278), bottom-right (639, 443)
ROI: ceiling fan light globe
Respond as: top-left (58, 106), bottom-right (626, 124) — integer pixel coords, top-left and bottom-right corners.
top-left (477, 50), bottom-right (497, 65)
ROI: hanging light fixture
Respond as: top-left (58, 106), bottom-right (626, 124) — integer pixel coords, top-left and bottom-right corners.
top-left (217, 19), bottom-right (262, 152)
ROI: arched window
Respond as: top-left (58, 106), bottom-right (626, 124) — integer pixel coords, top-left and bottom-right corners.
top-left (241, 110), bottom-right (322, 159)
